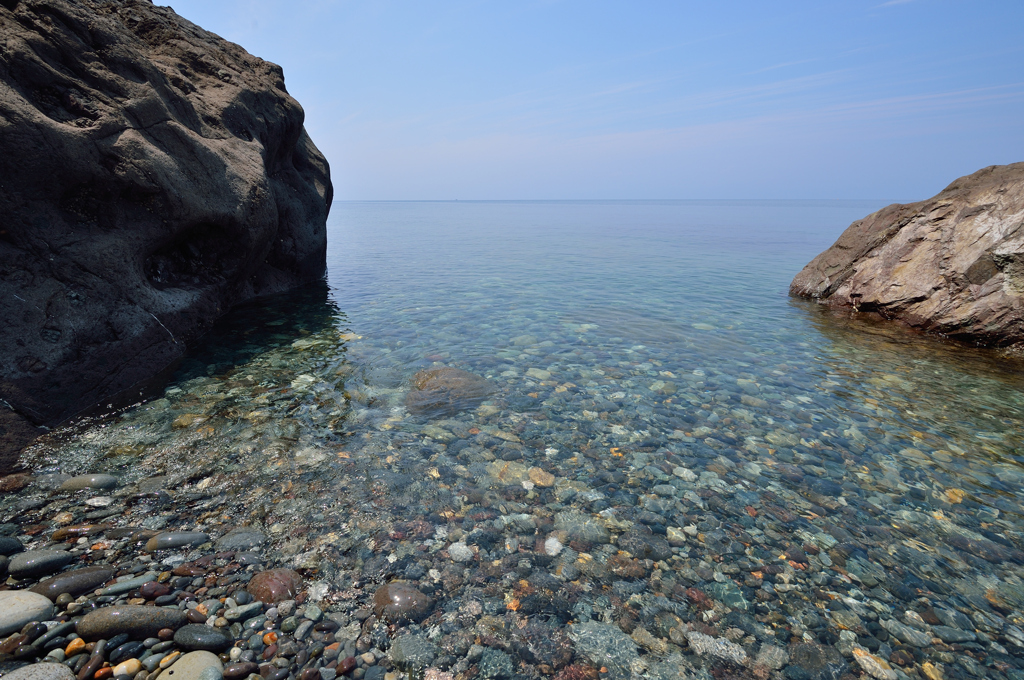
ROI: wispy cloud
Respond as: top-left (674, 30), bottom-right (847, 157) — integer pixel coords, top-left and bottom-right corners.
top-left (876, 0), bottom-right (917, 7)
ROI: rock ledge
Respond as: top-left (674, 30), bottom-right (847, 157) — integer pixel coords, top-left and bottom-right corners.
top-left (791, 162), bottom-right (1024, 346)
top-left (0, 0), bottom-right (332, 469)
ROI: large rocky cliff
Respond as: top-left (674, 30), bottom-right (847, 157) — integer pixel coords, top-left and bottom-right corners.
top-left (791, 163), bottom-right (1024, 346)
top-left (0, 0), bottom-right (332, 468)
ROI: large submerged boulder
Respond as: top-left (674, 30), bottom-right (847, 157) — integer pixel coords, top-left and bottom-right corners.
top-left (405, 367), bottom-right (493, 415)
top-left (0, 0), bottom-right (332, 469)
top-left (791, 162), bottom-right (1024, 346)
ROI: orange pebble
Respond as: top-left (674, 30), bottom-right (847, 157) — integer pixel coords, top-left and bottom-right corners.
top-left (94, 667), bottom-right (114, 680)
top-left (65, 638), bottom-right (86, 657)
top-left (263, 631), bottom-right (278, 645)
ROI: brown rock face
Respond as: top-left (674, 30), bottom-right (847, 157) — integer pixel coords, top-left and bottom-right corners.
top-left (405, 367), bottom-right (493, 415)
top-left (791, 163), bottom-right (1024, 346)
top-left (372, 582), bottom-right (433, 622)
top-left (0, 0), bottom-right (332, 471)
top-left (246, 568), bottom-right (303, 603)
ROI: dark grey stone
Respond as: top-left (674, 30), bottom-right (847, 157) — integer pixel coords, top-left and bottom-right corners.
top-left (215, 528), bottom-right (266, 551)
top-left (8, 550), bottom-right (73, 578)
top-left (174, 624), bottom-right (234, 652)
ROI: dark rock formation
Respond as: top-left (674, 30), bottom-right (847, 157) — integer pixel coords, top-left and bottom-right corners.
top-left (0, 0), bottom-right (332, 470)
top-left (791, 162), bottom-right (1024, 346)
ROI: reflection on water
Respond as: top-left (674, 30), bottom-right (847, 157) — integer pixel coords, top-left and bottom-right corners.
top-left (10, 201), bottom-right (1024, 678)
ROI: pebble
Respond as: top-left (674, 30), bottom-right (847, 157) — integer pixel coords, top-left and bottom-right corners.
top-left (447, 541), bottom-right (473, 562)
top-left (77, 605), bottom-right (187, 640)
top-left (59, 474), bottom-right (119, 491)
top-left (246, 568), bottom-right (303, 603)
top-left (99, 572), bottom-right (156, 595)
top-left (527, 467), bottom-right (555, 487)
top-left (160, 651), bottom-right (182, 669)
top-left (389, 635), bottom-right (437, 670)
top-left (686, 631), bottom-right (748, 664)
top-left (8, 550), bottom-right (74, 579)
top-left (372, 583), bottom-right (433, 623)
top-left (112, 659), bottom-right (143, 677)
top-left (568, 622), bottom-right (638, 680)
top-left (852, 648), bottom-right (898, 680)
top-left (143, 653), bottom-right (168, 672)
top-left (0, 590), bottom-right (54, 635)
top-left (214, 528), bottom-right (266, 551)
top-left (145, 532), bottom-right (210, 551)
top-left (223, 662), bottom-right (258, 679)
top-left (880, 618), bottom-right (933, 647)
top-left (0, 535), bottom-right (25, 555)
top-left (174, 624), bottom-right (234, 652)
top-left (3, 663), bottom-right (76, 680)
top-left (224, 602), bottom-right (263, 621)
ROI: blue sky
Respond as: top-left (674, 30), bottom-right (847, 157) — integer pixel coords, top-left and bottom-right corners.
top-left (165, 1), bottom-right (1023, 200)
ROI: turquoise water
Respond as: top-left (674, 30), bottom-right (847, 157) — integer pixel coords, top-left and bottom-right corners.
top-left (16, 201), bottom-right (1024, 677)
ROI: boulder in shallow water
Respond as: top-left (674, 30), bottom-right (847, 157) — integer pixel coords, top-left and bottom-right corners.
top-left (405, 367), bottom-right (493, 415)
top-left (791, 162), bottom-right (1024, 346)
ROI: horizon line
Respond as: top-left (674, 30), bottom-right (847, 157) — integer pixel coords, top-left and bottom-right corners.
top-left (330, 197), bottom-right (908, 203)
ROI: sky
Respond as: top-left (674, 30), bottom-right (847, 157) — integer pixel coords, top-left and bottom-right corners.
top-left (164, 1), bottom-right (1024, 201)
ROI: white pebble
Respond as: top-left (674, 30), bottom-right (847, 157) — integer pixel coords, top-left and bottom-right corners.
top-left (544, 537), bottom-right (564, 556)
top-left (448, 541), bottom-right (474, 562)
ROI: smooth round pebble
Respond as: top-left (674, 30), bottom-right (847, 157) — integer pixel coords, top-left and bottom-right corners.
top-left (246, 568), bottom-right (302, 604)
top-left (215, 528), bottom-right (266, 551)
top-left (59, 474), bottom-right (118, 491)
top-left (30, 565), bottom-right (115, 601)
top-left (0, 590), bottom-right (55, 635)
top-left (8, 550), bottom-right (73, 578)
top-left (372, 582), bottom-right (433, 623)
top-left (77, 605), bottom-right (186, 640)
top-left (0, 535), bottom-right (24, 556)
top-left (174, 624), bottom-right (234, 652)
top-left (162, 651), bottom-right (223, 680)
top-left (3, 663), bottom-right (76, 680)
top-left (145, 531), bottom-right (210, 552)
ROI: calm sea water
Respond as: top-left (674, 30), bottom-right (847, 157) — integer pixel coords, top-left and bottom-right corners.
top-left (18, 201), bottom-right (1024, 677)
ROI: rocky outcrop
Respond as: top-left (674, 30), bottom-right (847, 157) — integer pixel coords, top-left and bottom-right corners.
top-left (791, 163), bottom-right (1024, 346)
top-left (0, 0), bottom-right (332, 469)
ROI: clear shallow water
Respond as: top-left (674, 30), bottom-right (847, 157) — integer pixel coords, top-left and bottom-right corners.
top-left (14, 201), bottom-right (1024, 678)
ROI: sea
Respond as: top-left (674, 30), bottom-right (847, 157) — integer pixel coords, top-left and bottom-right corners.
top-left (14, 200), bottom-right (1024, 678)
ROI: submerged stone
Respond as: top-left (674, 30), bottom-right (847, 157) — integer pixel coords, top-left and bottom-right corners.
top-left (247, 568), bottom-right (303, 603)
top-left (372, 582), bottom-right (433, 623)
top-left (404, 367), bottom-right (493, 414)
top-left (568, 621), bottom-right (638, 680)
top-left (60, 474), bottom-right (118, 491)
